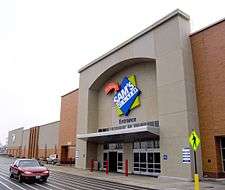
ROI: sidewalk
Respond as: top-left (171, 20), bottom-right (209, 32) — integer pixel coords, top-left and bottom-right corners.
top-left (47, 165), bottom-right (225, 190)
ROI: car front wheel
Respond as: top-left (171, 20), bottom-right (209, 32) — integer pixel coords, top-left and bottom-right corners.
top-left (9, 171), bottom-right (14, 179)
top-left (18, 174), bottom-right (23, 183)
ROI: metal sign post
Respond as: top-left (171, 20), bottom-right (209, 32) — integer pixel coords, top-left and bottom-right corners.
top-left (189, 130), bottom-right (200, 190)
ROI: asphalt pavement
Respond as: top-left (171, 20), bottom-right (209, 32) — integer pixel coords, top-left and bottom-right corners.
top-left (0, 155), bottom-right (155, 190)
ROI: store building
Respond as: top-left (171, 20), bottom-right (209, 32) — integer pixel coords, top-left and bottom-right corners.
top-left (58, 89), bottom-right (79, 163)
top-left (21, 128), bottom-right (30, 158)
top-left (38, 121), bottom-right (59, 159)
top-left (7, 127), bottom-right (24, 157)
top-left (76, 9), bottom-right (202, 180)
top-left (7, 121), bottom-right (59, 159)
top-left (190, 19), bottom-right (225, 178)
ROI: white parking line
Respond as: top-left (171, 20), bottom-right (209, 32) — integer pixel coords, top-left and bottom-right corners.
top-left (50, 173), bottom-right (147, 190)
top-left (50, 174), bottom-right (127, 190)
top-left (47, 180), bottom-right (79, 190)
top-left (22, 183), bottom-right (40, 190)
top-left (0, 175), bottom-right (27, 190)
top-left (45, 182), bottom-right (65, 190)
top-left (0, 170), bottom-right (58, 190)
top-left (35, 183), bottom-right (53, 190)
top-left (49, 177), bottom-right (105, 190)
top-left (0, 181), bottom-right (14, 190)
top-left (0, 171), bottom-right (38, 190)
top-left (0, 170), bottom-right (71, 190)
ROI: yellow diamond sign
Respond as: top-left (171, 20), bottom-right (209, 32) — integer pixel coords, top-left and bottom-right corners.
top-left (189, 130), bottom-right (200, 151)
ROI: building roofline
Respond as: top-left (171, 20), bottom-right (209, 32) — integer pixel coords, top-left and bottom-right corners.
top-left (9, 127), bottom-right (24, 133)
top-left (61, 88), bottom-right (79, 97)
top-left (39, 120), bottom-right (60, 128)
top-left (190, 17), bottom-right (225, 36)
top-left (78, 9), bottom-right (189, 73)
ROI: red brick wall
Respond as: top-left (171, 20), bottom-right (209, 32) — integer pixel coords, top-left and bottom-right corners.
top-left (190, 21), bottom-right (225, 177)
top-left (7, 147), bottom-right (21, 157)
top-left (58, 89), bottom-right (79, 161)
top-left (38, 148), bottom-right (57, 159)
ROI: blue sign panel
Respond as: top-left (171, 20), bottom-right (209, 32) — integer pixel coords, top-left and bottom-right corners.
top-left (113, 77), bottom-right (141, 116)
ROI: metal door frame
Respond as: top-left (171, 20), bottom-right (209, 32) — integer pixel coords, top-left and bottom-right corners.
top-left (103, 150), bottom-right (124, 173)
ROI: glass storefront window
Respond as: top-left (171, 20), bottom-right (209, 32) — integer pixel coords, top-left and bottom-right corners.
top-left (154, 152), bottom-right (160, 163)
top-left (103, 143), bottom-right (123, 150)
top-left (141, 142), bottom-right (148, 149)
top-left (221, 138), bottom-right (225, 148)
top-left (133, 140), bottom-right (161, 176)
top-left (148, 153), bottom-right (153, 163)
top-left (221, 137), bottom-right (225, 172)
top-left (147, 141), bottom-right (154, 148)
top-left (154, 140), bottom-right (160, 148)
top-left (103, 144), bottom-right (109, 150)
top-left (133, 142), bottom-right (140, 149)
top-left (133, 140), bottom-right (160, 149)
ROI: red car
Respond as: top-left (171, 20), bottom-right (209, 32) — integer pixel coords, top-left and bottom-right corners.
top-left (9, 159), bottom-right (49, 183)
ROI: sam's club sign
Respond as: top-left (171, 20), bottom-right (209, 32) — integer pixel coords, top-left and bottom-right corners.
top-left (104, 75), bottom-right (141, 116)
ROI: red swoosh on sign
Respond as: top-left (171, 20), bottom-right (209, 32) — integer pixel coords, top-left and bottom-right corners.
top-left (104, 82), bottom-right (120, 95)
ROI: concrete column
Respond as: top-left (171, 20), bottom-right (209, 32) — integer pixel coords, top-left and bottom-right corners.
top-left (154, 16), bottom-right (202, 180)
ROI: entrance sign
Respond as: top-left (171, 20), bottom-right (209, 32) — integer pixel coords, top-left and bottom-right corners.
top-left (182, 148), bottom-right (191, 163)
top-left (189, 130), bottom-right (200, 151)
top-left (104, 75), bottom-right (141, 116)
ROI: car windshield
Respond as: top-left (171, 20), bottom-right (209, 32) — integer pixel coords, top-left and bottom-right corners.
top-left (19, 160), bottom-right (40, 167)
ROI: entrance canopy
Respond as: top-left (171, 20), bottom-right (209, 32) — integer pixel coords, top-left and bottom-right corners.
top-left (77, 126), bottom-right (159, 143)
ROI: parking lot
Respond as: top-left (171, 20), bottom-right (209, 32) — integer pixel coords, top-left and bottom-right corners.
top-left (0, 155), bottom-right (155, 190)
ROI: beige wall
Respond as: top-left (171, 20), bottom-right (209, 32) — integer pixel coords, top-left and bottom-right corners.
top-left (8, 127), bottom-right (24, 148)
top-left (21, 129), bottom-right (30, 157)
top-left (97, 62), bottom-right (158, 131)
top-left (38, 121), bottom-right (59, 149)
top-left (76, 10), bottom-right (201, 180)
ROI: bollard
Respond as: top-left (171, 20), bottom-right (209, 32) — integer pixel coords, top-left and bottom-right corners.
top-left (125, 159), bottom-right (128, 177)
top-left (90, 159), bottom-right (94, 172)
top-left (106, 160), bottom-right (108, 176)
top-left (194, 174), bottom-right (200, 190)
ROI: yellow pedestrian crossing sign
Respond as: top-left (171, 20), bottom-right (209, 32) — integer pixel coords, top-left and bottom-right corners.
top-left (189, 130), bottom-right (200, 151)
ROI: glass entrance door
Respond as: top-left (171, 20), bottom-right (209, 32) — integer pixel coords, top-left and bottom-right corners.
top-left (117, 152), bottom-right (123, 172)
top-left (103, 152), bottom-right (108, 170)
top-left (103, 149), bottom-right (123, 172)
top-left (133, 140), bottom-right (160, 176)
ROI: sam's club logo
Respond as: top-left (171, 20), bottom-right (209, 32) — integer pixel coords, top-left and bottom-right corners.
top-left (104, 75), bottom-right (141, 116)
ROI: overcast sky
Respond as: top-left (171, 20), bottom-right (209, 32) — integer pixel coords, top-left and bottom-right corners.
top-left (0, 0), bottom-right (224, 145)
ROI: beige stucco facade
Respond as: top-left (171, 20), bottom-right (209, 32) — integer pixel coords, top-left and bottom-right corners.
top-left (76, 10), bottom-right (202, 180)
top-left (7, 127), bottom-right (24, 157)
top-left (21, 129), bottom-right (30, 157)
